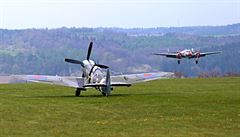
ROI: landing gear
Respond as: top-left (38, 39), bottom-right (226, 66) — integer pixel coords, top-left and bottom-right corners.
top-left (195, 60), bottom-right (198, 64)
top-left (75, 88), bottom-right (81, 96)
top-left (177, 60), bottom-right (180, 64)
top-left (101, 92), bottom-right (107, 96)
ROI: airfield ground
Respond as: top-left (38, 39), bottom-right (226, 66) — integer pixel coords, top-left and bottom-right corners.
top-left (0, 77), bottom-right (239, 137)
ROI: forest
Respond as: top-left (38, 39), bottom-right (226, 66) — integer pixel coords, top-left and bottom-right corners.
top-left (0, 23), bottom-right (240, 77)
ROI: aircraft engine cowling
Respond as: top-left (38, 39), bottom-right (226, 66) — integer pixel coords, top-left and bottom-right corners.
top-left (195, 52), bottom-right (201, 64)
top-left (176, 53), bottom-right (182, 59)
top-left (196, 52), bottom-right (201, 58)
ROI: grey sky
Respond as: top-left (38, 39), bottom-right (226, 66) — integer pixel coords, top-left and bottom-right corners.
top-left (0, 0), bottom-right (239, 29)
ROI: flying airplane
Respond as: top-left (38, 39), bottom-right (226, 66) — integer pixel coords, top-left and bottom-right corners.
top-left (153, 49), bottom-right (221, 64)
top-left (0, 42), bottom-right (174, 96)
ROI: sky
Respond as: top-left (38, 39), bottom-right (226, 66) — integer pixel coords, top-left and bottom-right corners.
top-left (0, 0), bottom-right (239, 29)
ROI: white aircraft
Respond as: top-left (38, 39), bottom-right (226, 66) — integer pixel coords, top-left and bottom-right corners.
top-left (153, 49), bottom-right (221, 64)
top-left (0, 42), bottom-right (174, 96)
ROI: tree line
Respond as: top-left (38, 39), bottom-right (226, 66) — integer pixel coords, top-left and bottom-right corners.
top-left (0, 24), bottom-right (240, 77)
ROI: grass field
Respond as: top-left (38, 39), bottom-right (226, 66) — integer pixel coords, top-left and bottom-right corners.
top-left (0, 77), bottom-right (239, 137)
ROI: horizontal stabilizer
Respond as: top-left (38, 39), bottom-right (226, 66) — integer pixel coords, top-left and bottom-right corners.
top-left (83, 82), bottom-right (131, 88)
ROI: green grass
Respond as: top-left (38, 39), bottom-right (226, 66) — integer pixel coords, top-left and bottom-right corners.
top-left (0, 77), bottom-right (239, 137)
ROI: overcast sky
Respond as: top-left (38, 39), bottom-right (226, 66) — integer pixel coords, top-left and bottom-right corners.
top-left (0, 0), bottom-right (239, 29)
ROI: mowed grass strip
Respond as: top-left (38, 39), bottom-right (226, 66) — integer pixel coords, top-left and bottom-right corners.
top-left (0, 77), bottom-right (239, 137)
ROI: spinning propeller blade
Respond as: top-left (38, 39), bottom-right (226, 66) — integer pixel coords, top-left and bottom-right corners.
top-left (95, 64), bottom-right (109, 69)
top-left (87, 42), bottom-right (93, 60)
top-left (65, 58), bottom-right (84, 67)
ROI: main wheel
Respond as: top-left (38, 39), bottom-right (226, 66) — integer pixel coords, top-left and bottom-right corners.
top-left (195, 60), bottom-right (198, 64)
top-left (101, 92), bottom-right (108, 97)
top-left (75, 89), bottom-right (81, 96)
top-left (177, 60), bottom-right (180, 64)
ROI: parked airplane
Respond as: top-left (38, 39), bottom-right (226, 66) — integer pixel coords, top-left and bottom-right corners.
top-left (153, 49), bottom-right (221, 64)
top-left (0, 42), bottom-right (174, 96)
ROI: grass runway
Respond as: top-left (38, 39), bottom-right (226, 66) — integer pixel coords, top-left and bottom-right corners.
top-left (0, 77), bottom-right (239, 137)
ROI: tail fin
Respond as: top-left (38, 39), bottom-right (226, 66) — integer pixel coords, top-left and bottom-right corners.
top-left (105, 69), bottom-right (111, 96)
top-left (100, 68), bottom-right (111, 96)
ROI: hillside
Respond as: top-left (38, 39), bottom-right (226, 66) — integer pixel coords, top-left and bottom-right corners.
top-left (0, 23), bottom-right (240, 76)
top-left (115, 23), bottom-right (240, 36)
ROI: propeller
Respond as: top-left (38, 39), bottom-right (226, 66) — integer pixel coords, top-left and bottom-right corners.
top-left (95, 64), bottom-right (109, 69)
top-left (87, 42), bottom-right (93, 60)
top-left (196, 52), bottom-right (201, 58)
top-left (65, 58), bottom-right (84, 67)
top-left (65, 41), bottom-right (109, 79)
top-left (86, 42), bottom-right (108, 76)
top-left (65, 42), bottom-right (93, 67)
top-left (177, 52), bottom-right (182, 59)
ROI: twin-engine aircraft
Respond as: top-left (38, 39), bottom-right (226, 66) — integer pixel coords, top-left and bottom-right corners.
top-left (153, 49), bottom-right (221, 64)
top-left (0, 42), bottom-right (174, 96)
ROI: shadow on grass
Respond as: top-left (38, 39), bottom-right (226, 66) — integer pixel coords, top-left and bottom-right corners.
top-left (19, 93), bottom-right (132, 98)
top-left (18, 92), bottom-right (170, 99)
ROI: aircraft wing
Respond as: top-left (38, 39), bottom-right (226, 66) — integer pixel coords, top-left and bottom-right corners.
top-left (0, 75), bottom-right (85, 88)
top-left (111, 72), bottom-right (174, 84)
top-left (197, 51), bottom-right (222, 57)
top-left (83, 82), bottom-right (131, 88)
top-left (153, 53), bottom-right (178, 58)
top-left (0, 72), bottom-right (174, 88)
top-left (83, 72), bottom-right (173, 87)
top-left (193, 51), bottom-right (222, 58)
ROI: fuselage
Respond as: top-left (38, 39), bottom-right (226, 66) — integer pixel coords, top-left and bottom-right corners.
top-left (82, 60), bottom-right (105, 83)
top-left (179, 49), bottom-right (193, 58)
